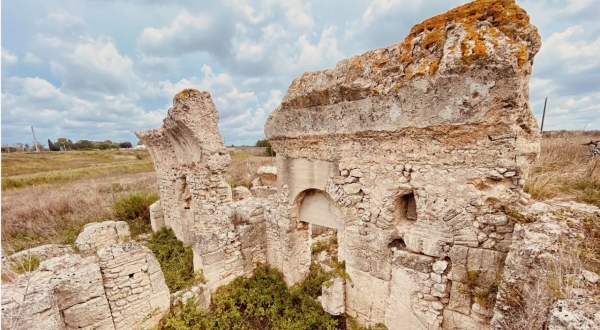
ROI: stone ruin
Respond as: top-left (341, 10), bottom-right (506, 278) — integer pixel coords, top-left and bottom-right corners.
top-left (2, 222), bottom-right (171, 330)
top-left (134, 1), bottom-right (546, 328)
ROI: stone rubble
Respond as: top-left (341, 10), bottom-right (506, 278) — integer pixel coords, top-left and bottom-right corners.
top-left (1, 222), bottom-right (171, 330)
top-left (75, 220), bottom-right (131, 255)
top-left (491, 200), bottom-right (600, 330)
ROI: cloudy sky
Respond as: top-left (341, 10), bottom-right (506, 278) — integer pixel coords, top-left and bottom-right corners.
top-left (2, 0), bottom-right (599, 147)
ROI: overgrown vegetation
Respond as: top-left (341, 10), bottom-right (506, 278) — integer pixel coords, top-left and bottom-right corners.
top-left (148, 228), bottom-right (197, 292)
top-left (10, 255), bottom-right (41, 274)
top-left (495, 208), bottom-right (600, 329)
top-left (112, 191), bottom-right (159, 237)
top-left (161, 264), bottom-right (339, 330)
top-left (525, 131), bottom-right (600, 207)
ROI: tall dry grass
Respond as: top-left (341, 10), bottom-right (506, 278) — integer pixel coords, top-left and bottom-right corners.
top-left (1, 150), bottom-right (273, 253)
top-left (1, 172), bottom-right (158, 252)
top-left (525, 131), bottom-right (600, 207)
top-left (226, 153), bottom-right (273, 188)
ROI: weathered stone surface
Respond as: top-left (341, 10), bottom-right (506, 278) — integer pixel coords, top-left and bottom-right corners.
top-left (232, 186), bottom-right (252, 201)
top-left (135, 89), bottom-right (232, 246)
top-left (171, 284), bottom-right (212, 311)
top-left (318, 277), bottom-right (345, 316)
top-left (546, 299), bottom-right (600, 330)
top-left (491, 200), bottom-right (600, 329)
top-left (581, 270), bottom-right (599, 284)
top-left (149, 200), bottom-right (165, 231)
top-left (257, 166), bottom-right (277, 187)
top-left (1, 254), bottom-right (114, 330)
top-left (2, 244), bottom-right (74, 278)
top-left (75, 220), bottom-right (130, 255)
top-left (97, 242), bottom-right (170, 330)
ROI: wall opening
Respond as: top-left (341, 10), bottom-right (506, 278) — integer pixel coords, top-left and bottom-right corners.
top-left (298, 189), bottom-right (344, 230)
top-left (392, 191), bottom-right (418, 240)
top-left (388, 238), bottom-right (406, 251)
top-left (394, 192), bottom-right (417, 222)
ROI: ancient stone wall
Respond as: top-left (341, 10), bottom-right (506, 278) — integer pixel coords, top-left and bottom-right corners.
top-left (136, 0), bottom-right (542, 328)
top-left (1, 223), bottom-right (170, 330)
top-left (262, 0), bottom-right (541, 327)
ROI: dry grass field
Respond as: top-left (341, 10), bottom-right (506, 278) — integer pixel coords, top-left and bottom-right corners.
top-left (525, 131), bottom-right (600, 207)
top-left (1, 148), bottom-right (273, 253)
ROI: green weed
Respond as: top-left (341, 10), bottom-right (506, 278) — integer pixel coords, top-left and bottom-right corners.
top-left (160, 264), bottom-right (338, 330)
top-left (112, 191), bottom-right (159, 237)
top-left (147, 228), bottom-right (195, 292)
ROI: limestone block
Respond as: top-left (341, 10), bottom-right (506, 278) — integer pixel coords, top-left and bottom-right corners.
top-left (447, 283), bottom-right (471, 315)
top-left (62, 296), bottom-right (114, 329)
top-left (405, 223), bottom-right (453, 257)
top-left (1, 282), bottom-right (63, 330)
top-left (385, 266), bottom-right (441, 330)
top-left (98, 242), bottom-right (169, 330)
top-left (250, 185), bottom-right (277, 198)
top-left (318, 277), bottom-right (345, 315)
top-left (581, 270), bottom-right (599, 284)
top-left (466, 248), bottom-right (506, 288)
top-left (149, 200), bottom-right (165, 231)
top-left (546, 299), bottom-right (600, 330)
top-left (75, 221), bottom-right (131, 255)
top-left (345, 266), bottom-right (389, 326)
top-left (1, 254), bottom-right (114, 330)
top-left (2, 244), bottom-right (74, 267)
top-left (392, 250), bottom-right (434, 273)
top-left (432, 261), bottom-right (448, 274)
top-left (257, 166), bottom-right (277, 187)
top-left (443, 309), bottom-right (489, 330)
top-left (171, 284), bottom-right (212, 311)
top-left (232, 186), bottom-right (252, 201)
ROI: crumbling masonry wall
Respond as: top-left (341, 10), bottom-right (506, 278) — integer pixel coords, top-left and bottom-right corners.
top-left (136, 1), bottom-right (541, 329)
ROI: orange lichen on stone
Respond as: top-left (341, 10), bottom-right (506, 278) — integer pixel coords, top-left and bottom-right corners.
top-left (175, 89), bottom-right (200, 99)
top-left (515, 42), bottom-right (528, 67)
top-left (422, 28), bottom-right (447, 51)
top-left (460, 28), bottom-right (488, 64)
top-left (397, 0), bottom-right (538, 73)
top-left (429, 59), bottom-right (440, 75)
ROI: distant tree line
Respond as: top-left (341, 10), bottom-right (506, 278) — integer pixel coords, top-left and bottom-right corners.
top-left (2, 139), bottom-right (134, 153)
top-left (255, 139), bottom-right (275, 156)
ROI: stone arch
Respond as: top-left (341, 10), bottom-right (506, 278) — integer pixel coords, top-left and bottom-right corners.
top-left (296, 189), bottom-right (344, 230)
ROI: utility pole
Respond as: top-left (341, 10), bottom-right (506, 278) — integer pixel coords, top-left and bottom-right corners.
top-left (31, 126), bottom-right (39, 152)
top-left (539, 97), bottom-right (548, 135)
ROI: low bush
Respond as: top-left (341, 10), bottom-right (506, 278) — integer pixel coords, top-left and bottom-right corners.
top-left (148, 228), bottom-right (195, 292)
top-left (112, 191), bottom-right (159, 236)
top-left (160, 264), bottom-right (338, 330)
top-left (10, 255), bottom-right (41, 274)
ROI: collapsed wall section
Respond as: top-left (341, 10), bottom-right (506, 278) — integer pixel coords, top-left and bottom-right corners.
top-left (265, 0), bottom-right (541, 328)
top-left (135, 90), bottom-right (269, 290)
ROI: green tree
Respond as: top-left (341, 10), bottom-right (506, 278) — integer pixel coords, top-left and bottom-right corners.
top-left (47, 139), bottom-right (60, 151)
top-left (56, 137), bottom-right (73, 150)
top-left (73, 140), bottom-right (94, 150)
top-left (119, 141), bottom-right (133, 148)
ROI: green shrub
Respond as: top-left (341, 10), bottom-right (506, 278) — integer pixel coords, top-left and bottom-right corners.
top-left (148, 228), bottom-right (195, 292)
top-left (112, 191), bottom-right (159, 236)
top-left (160, 264), bottom-right (338, 330)
top-left (11, 255), bottom-right (41, 274)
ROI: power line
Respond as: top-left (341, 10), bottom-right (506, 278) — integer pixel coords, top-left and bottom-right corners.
top-left (548, 89), bottom-right (599, 100)
top-left (532, 89), bottom-right (599, 103)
